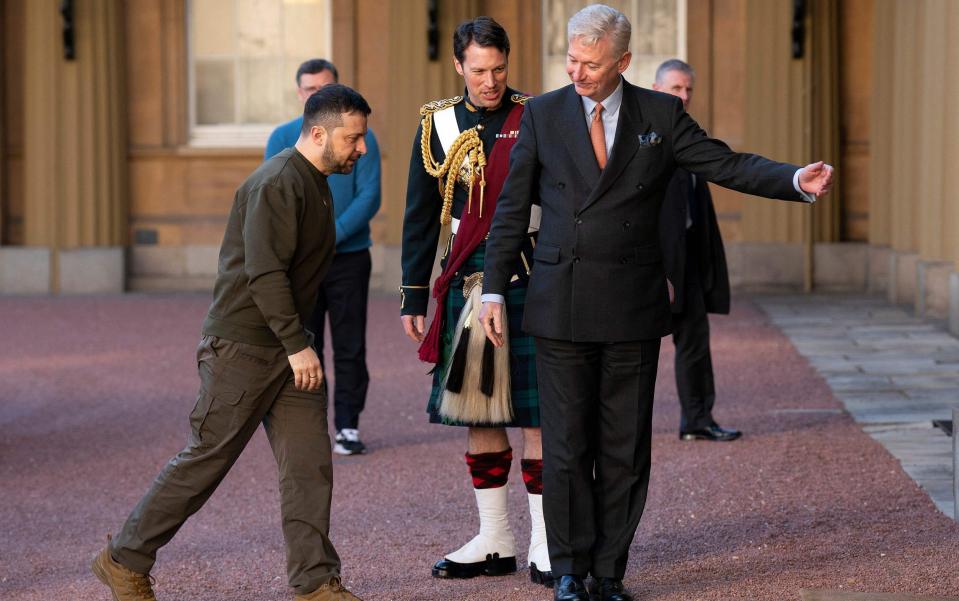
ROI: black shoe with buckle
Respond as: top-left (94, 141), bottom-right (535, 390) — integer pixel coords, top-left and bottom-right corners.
top-left (554, 574), bottom-right (590, 601)
top-left (431, 553), bottom-right (517, 579)
top-left (530, 562), bottom-right (555, 588)
top-left (679, 423), bottom-right (742, 442)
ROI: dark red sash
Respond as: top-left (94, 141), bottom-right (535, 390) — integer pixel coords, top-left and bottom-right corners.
top-left (418, 102), bottom-right (526, 364)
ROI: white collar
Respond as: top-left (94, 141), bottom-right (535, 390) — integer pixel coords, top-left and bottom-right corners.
top-left (581, 78), bottom-right (624, 117)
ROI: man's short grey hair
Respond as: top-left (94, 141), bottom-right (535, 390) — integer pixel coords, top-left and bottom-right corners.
top-left (567, 4), bottom-right (632, 57)
top-left (655, 59), bottom-right (695, 83)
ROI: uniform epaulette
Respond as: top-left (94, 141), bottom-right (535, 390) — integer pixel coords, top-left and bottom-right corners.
top-left (511, 93), bottom-right (532, 105)
top-left (420, 95), bottom-right (463, 116)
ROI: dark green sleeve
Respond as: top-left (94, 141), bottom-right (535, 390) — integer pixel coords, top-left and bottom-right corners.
top-left (243, 183), bottom-right (308, 355)
top-left (400, 120), bottom-right (442, 316)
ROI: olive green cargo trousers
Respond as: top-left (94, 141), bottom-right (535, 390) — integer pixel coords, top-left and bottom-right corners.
top-left (110, 334), bottom-right (339, 595)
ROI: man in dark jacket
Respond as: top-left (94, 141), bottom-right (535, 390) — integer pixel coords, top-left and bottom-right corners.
top-left (91, 85), bottom-right (370, 601)
top-left (654, 59), bottom-right (739, 442)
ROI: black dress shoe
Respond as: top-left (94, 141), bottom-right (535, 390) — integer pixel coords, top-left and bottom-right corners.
top-left (591, 577), bottom-right (632, 601)
top-left (530, 562), bottom-right (555, 588)
top-left (431, 553), bottom-right (516, 579)
top-left (679, 423), bottom-right (742, 442)
top-left (554, 574), bottom-right (590, 601)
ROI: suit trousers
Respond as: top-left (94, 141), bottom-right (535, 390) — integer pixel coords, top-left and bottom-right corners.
top-left (534, 336), bottom-right (661, 579)
top-left (671, 252), bottom-right (717, 432)
top-left (111, 335), bottom-right (340, 595)
top-left (308, 249), bottom-right (371, 431)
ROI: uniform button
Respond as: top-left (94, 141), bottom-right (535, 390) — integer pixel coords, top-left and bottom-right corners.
top-left (573, 257), bottom-right (581, 263)
top-left (622, 221), bottom-right (631, 229)
top-left (636, 183), bottom-right (644, 191)
top-left (477, 124), bottom-right (485, 131)
top-left (620, 257), bottom-right (628, 264)
top-left (558, 182), bottom-right (566, 189)
top-left (575, 218), bottom-right (583, 225)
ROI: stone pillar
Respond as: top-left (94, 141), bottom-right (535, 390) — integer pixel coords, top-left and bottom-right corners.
top-left (22, 1), bottom-right (58, 251)
top-left (916, 0), bottom-right (947, 263)
top-left (942, 2), bottom-right (959, 267)
top-left (867, 0), bottom-right (895, 248)
top-left (740, 0), bottom-right (808, 245)
top-left (808, 0), bottom-right (841, 244)
top-left (21, 0), bottom-right (127, 294)
top-left (887, 0), bottom-right (920, 255)
top-left (739, 0), bottom-right (841, 294)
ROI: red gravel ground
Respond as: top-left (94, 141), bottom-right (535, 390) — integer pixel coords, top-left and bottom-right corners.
top-left (1, 294), bottom-right (957, 601)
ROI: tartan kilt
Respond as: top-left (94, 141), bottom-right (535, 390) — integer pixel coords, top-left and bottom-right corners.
top-left (427, 243), bottom-right (539, 428)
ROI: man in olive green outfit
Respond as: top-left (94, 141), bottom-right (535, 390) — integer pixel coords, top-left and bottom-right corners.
top-left (91, 84), bottom-right (371, 601)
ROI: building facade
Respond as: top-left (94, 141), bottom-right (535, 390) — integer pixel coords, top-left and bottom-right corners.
top-left (2, 0), bottom-right (957, 332)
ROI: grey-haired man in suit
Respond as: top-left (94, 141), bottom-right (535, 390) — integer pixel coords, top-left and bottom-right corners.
top-left (479, 5), bottom-right (832, 601)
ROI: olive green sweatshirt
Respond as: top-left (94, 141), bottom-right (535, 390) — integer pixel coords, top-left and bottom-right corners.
top-left (202, 147), bottom-right (334, 355)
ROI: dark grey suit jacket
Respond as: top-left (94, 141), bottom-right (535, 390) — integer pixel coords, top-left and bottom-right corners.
top-left (484, 80), bottom-right (804, 342)
top-left (659, 168), bottom-right (730, 315)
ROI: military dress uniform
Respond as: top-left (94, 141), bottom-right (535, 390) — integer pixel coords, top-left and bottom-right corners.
top-left (400, 88), bottom-right (553, 587)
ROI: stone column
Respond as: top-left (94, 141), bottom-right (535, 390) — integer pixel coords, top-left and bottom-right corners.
top-left (740, 0), bottom-right (809, 246)
top-left (868, 0), bottom-right (894, 249)
top-left (22, 0), bottom-right (127, 294)
top-left (887, 0), bottom-right (920, 254)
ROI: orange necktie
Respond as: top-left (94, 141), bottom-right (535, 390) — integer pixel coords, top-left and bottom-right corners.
top-left (590, 102), bottom-right (607, 169)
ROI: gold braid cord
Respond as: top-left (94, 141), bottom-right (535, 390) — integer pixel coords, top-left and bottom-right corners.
top-left (420, 111), bottom-right (487, 225)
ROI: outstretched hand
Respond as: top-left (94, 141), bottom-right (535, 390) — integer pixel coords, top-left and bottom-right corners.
top-left (798, 161), bottom-right (835, 197)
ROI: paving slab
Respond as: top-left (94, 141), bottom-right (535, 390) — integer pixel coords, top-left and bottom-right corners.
top-left (756, 294), bottom-right (958, 521)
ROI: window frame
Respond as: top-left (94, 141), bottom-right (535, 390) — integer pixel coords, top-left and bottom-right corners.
top-left (185, 0), bottom-right (332, 148)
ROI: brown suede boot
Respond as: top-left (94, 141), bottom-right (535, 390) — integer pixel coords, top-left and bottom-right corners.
top-left (294, 577), bottom-right (363, 601)
top-left (90, 536), bottom-right (157, 601)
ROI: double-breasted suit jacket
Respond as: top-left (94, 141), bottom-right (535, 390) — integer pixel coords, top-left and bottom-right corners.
top-left (484, 80), bottom-right (804, 338)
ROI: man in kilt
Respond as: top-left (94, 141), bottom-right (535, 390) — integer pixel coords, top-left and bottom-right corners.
top-left (400, 17), bottom-right (552, 588)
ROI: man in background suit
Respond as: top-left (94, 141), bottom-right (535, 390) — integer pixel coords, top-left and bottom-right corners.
top-left (479, 5), bottom-right (833, 601)
top-left (654, 59), bottom-right (740, 442)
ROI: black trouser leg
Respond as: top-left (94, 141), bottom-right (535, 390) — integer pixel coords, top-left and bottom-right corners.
top-left (534, 337), bottom-right (660, 580)
top-left (535, 337), bottom-right (600, 578)
top-left (591, 339), bottom-right (660, 579)
top-left (307, 250), bottom-right (371, 432)
top-left (672, 263), bottom-right (716, 432)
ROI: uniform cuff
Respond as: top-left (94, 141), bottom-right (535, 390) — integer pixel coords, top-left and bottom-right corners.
top-left (399, 286), bottom-right (429, 316)
top-left (481, 293), bottom-right (505, 304)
